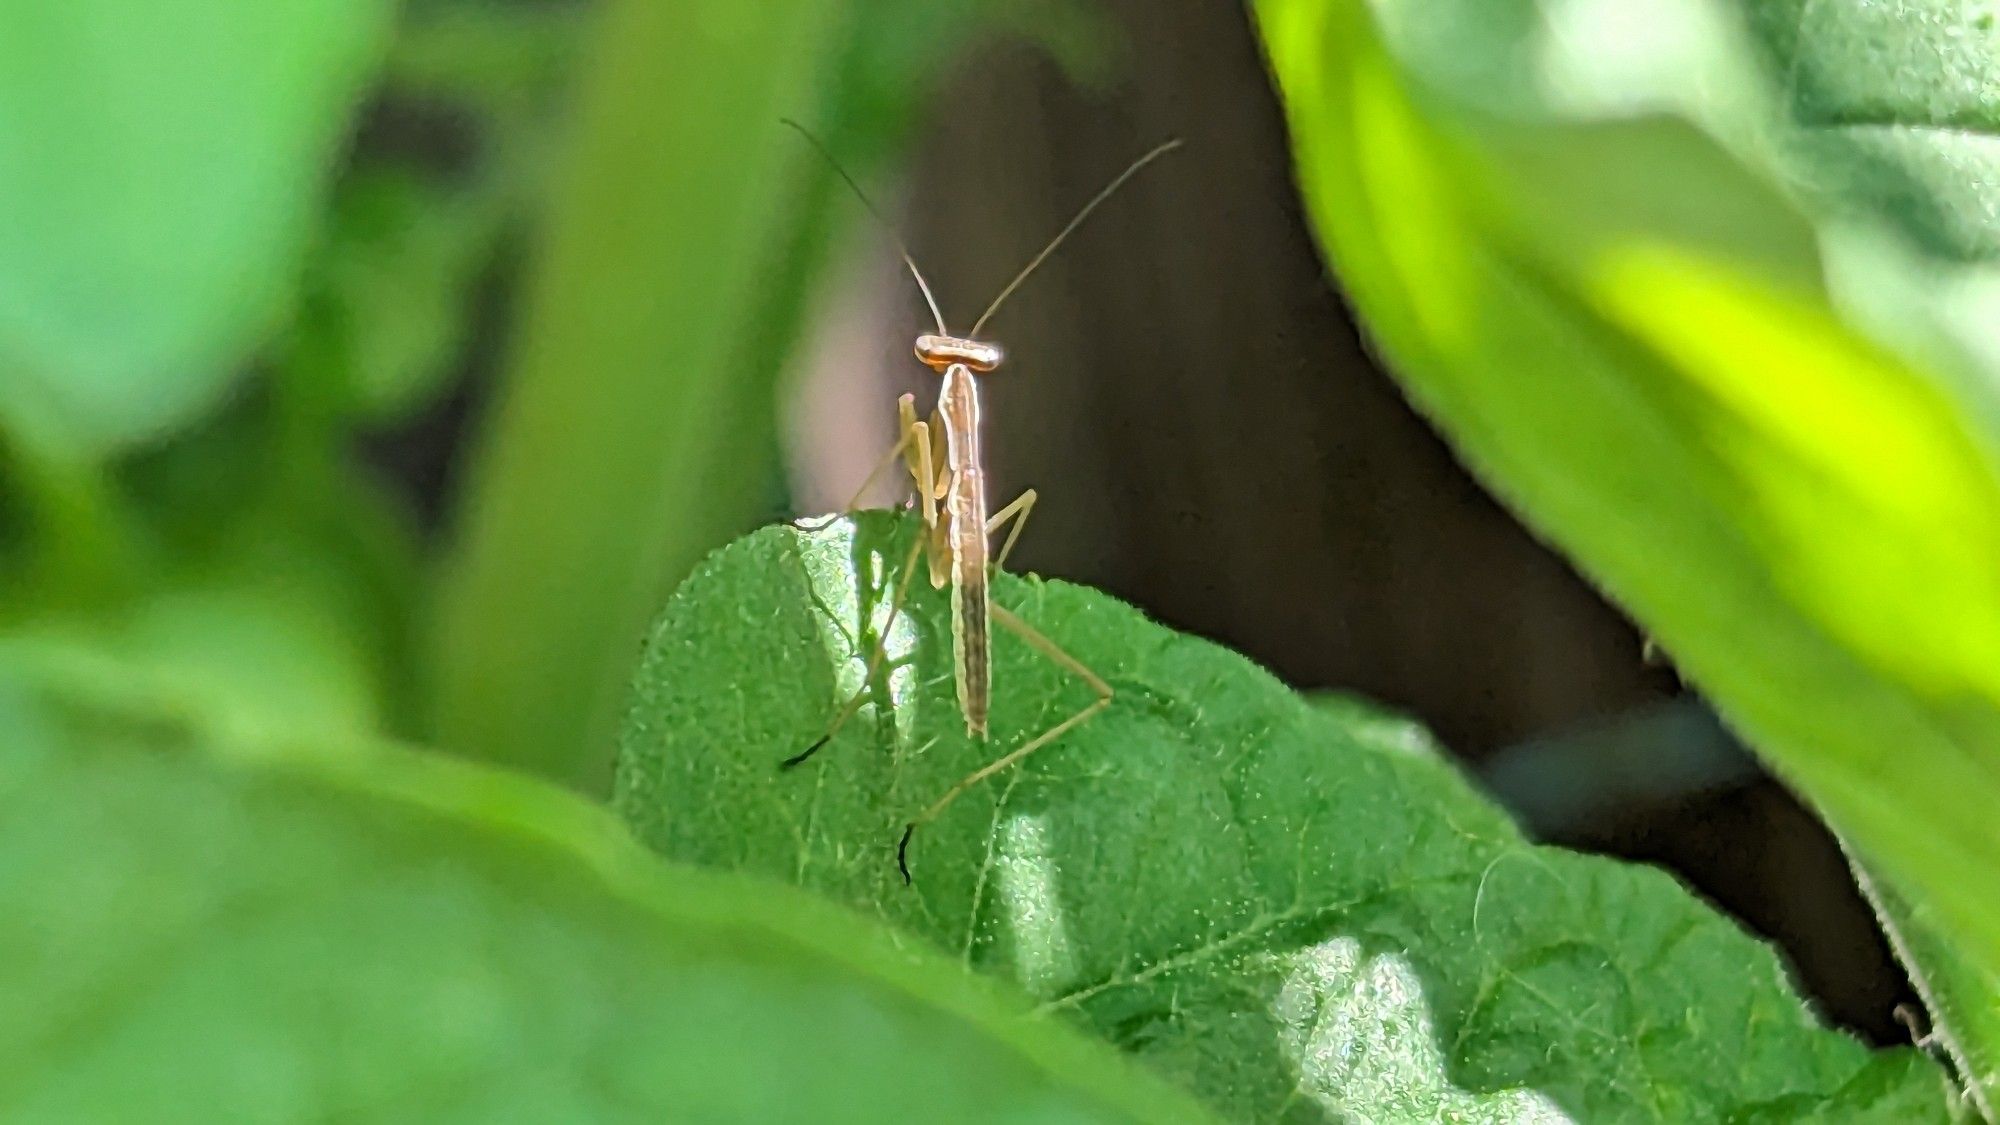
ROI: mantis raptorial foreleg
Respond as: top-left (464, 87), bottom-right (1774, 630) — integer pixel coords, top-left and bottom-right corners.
top-left (784, 401), bottom-right (946, 769)
top-left (780, 529), bottom-right (927, 769)
top-left (797, 405), bottom-right (922, 532)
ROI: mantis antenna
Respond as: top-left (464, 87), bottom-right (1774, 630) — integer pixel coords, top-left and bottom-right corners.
top-left (967, 138), bottom-right (1183, 338)
top-left (780, 118), bottom-right (948, 336)
top-left (783, 120), bottom-right (1182, 342)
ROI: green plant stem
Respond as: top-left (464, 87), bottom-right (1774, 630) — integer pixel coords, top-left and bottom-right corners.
top-left (428, 0), bottom-right (855, 788)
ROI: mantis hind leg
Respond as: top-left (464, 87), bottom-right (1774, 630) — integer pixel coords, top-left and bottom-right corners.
top-left (896, 601), bottom-right (1111, 883)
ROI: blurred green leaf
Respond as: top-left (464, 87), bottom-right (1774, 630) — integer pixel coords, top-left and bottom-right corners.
top-left (15, 587), bottom-right (377, 747)
top-left (1250, 0), bottom-right (2000, 1109)
top-left (277, 0), bottom-right (590, 428)
top-left (615, 514), bottom-right (1950, 1123)
top-left (287, 166), bottom-right (500, 423)
top-left (386, 0), bottom-right (584, 121)
top-left (0, 1), bottom-right (394, 457)
top-left (0, 654), bottom-right (1213, 1125)
top-left (386, 1), bottom-right (584, 117)
top-left (1853, 852), bottom-right (2000, 1123)
top-left (3, 398), bottom-right (419, 742)
top-left (430, 0), bottom-right (1035, 789)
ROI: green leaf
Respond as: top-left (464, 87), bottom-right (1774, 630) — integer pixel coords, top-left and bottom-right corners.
top-left (0, 1), bottom-right (394, 457)
top-left (385, 1), bottom-right (583, 122)
top-left (1852, 853), bottom-right (2000, 1120)
top-left (1743, 0), bottom-right (2000, 263)
top-left (4, 399), bottom-right (421, 743)
top-left (429, 0), bottom-right (1036, 789)
top-left (279, 2), bottom-right (588, 428)
top-left (615, 514), bottom-right (1951, 1123)
top-left (0, 650), bottom-right (1213, 1124)
top-left (1250, 0), bottom-right (2000, 1106)
top-left (286, 166), bottom-right (501, 423)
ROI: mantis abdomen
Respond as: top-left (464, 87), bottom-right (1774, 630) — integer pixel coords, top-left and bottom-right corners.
top-left (939, 363), bottom-right (990, 737)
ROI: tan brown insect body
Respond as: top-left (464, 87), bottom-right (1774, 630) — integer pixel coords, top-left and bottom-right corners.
top-left (781, 121), bottom-right (1180, 881)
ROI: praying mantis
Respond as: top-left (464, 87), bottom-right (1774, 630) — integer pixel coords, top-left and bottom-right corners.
top-left (780, 121), bottom-right (1180, 881)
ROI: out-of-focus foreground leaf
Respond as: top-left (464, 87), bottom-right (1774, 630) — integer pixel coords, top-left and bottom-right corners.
top-left (1850, 853), bottom-right (2000, 1125)
top-left (615, 514), bottom-right (1951, 1123)
top-left (1250, 0), bottom-right (2000, 1110)
top-left (430, 0), bottom-right (1046, 789)
top-left (0, 2), bottom-right (393, 457)
top-left (0, 648), bottom-right (1211, 1125)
